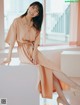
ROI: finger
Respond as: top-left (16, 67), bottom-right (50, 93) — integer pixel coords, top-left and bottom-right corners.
top-left (0, 60), bottom-right (9, 65)
top-left (33, 61), bottom-right (36, 65)
top-left (0, 62), bottom-right (5, 65)
top-left (33, 60), bottom-right (36, 65)
top-left (34, 61), bottom-right (36, 65)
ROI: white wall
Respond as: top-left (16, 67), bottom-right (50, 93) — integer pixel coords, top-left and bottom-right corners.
top-left (61, 51), bottom-right (80, 77)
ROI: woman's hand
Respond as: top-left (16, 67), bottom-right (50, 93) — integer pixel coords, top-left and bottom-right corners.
top-left (32, 53), bottom-right (38, 65)
top-left (0, 44), bottom-right (13, 66)
top-left (0, 57), bottom-right (11, 65)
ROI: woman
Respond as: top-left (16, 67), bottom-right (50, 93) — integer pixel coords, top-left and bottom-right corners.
top-left (1, 1), bottom-right (80, 105)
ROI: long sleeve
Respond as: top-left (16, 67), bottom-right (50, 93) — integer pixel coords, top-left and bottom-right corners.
top-left (5, 19), bottom-right (17, 47)
top-left (32, 32), bottom-right (40, 58)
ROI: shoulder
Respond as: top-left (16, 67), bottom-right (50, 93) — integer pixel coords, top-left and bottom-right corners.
top-left (12, 16), bottom-right (22, 25)
top-left (36, 30), bottom-right (40, 36)
top-left (32, 26), bottom-right (40, 35)
top-left (35, 30), bottom-right (40, 39)
top-left (13, 16), bottom-right (20, 23)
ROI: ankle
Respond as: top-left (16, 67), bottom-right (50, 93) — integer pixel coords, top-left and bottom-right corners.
top-left (57, 96), bottom-right (70, 105)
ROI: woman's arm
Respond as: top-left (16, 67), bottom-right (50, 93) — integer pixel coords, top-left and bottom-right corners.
top-left (0, 19), bottom-right (17, 65)
top-left (32, 33), bottom-right (40, 64)
top-left (1, 44), bottom-right (14, 65)
top-left (6, 44), bottom-right (14, 61)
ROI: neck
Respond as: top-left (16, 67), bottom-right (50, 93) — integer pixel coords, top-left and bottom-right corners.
top-left (25, 14), bottom-right (33, 26)
top-left (25, 14), bottom-right (32, 22)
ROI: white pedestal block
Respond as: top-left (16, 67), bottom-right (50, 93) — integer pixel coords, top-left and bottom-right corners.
top-left (0, 58), bottom-right (39, 105)
top-left (61, 51), bottom-right (80, 77)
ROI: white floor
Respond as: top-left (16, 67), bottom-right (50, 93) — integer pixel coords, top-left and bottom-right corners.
top-left (40, 92), bottom-right (58, 105)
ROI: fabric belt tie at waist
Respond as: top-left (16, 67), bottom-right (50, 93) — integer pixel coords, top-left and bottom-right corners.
top-left (17, 40), bottom-right (35, 47)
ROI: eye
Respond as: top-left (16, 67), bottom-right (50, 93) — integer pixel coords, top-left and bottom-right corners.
top-left (35, 8), bottom-right (39, 13)
top-left (32, 6), bottom-right (35, 9)
top-left (35, 10), bottom-right (38, 13)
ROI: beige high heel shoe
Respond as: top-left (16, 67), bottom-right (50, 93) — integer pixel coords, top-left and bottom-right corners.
top-left (70, 87), bottom-right (80, 96)
top-left (57, 96), bottom-right (70, 105)
top-left (7, 61), bottom-right (10, 65)
top-left (0, 59), bottom-right (11, 66)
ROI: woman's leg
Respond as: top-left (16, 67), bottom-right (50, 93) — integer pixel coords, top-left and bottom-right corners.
top-left (38, 51), bottom-right (80, 90)
top-left (53, 74), bottom-right (70, 105)
top-left (53, 70), bottom-right (80, 90)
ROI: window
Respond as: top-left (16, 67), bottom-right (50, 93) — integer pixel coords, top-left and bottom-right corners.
top-left (45, 0), bottom-right (70, 45)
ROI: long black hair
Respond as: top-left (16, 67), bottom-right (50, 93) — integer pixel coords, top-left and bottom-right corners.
top-left (21, 1), bottom-right (43, 31)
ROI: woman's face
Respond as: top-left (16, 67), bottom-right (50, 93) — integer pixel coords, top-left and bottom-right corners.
top-left (28, 5), bottom-right (39, 18)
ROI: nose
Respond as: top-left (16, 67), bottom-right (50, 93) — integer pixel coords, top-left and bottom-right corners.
top-left (32, 9), bottom-right (36, 13)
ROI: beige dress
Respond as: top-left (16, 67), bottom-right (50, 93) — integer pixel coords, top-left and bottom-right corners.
top-left (5, 17), bottom-right (69, 98)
